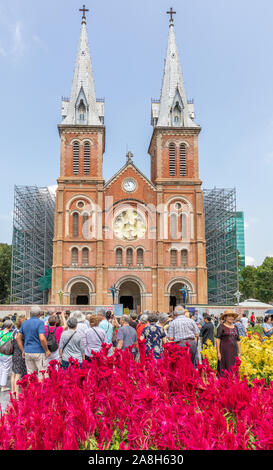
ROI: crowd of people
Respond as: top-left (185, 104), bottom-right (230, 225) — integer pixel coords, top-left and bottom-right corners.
top-left (0, 306), bottom-right (268, 396)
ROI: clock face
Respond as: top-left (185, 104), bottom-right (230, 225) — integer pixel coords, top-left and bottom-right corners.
top-left (123, 178), bottom-right (136, 193)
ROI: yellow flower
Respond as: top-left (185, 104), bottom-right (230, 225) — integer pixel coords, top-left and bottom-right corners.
top-left (201, 333), bottom-right (273, 384)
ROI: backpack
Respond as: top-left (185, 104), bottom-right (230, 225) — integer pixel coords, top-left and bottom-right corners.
top-left (46, 326), bottom-right (58, 353)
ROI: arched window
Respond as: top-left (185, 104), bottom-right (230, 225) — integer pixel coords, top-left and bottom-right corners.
top-left (169, 143), bottom-right (176, 176)
top-left (181, 249), bottom-right (188, 268)
top-left (73, 142), bottom-right (80, 175)
top-left (170, 213), bottom-right (178, 239)
top-left (180, 143), bottom-right (187, 176)
top-left (72, 213), bottom-right (79, 237)
top-left (116, 248), bottom-right (123, 265)
top-left (82, 248), bottom-right (89, 266)
top-left (126, 248), bottom-right (133, 266)
top-left (84, 142), bottom-right (90, 175)
top-left (180, 213), bottom-right (187, 239)
top-left (82, 213), bottom-right (89, 239)
top-left (170, 249), bottom-right (177, 267)
top-left (71, 247), bottom-right (78, 265)
top-left (137, 248), bottom-right (144, 265)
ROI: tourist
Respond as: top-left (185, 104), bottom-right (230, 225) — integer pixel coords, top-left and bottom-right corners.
top-left (184, 310), bottom-right (190, 318)
top-left (241, 313), bottom-right (248, 334)
top-left (250, 312), bottom-right (256, 327)
top-left (45, 313), bottom-right (67, 362)
top-left (234, 313), bottom-right (247, 337)
top-left (16, 306), bottom-right (51, 380)
top-left (140, 313), bottom-right (167, 359)
top-left (136, 313), bottom-right (149, 346)
top-left (199, 315), bottom-right (215, 347)
top-left (85, 311), bottom-right (95, 328)
top-left (0, 320), bottom-right (15, 392)
top-left (69, 310), bottom-right (89, 337)
top-left (157, 312), bottom-right (170, 335)
top-left (262, 315), bottom-right (273, 338)
top-left (129, 312), bottom-right (138, 329)
top-left (99, 310), bottom-right (114, 344)
top-left (59, 317), bottom-right (85, 368)
top-left (116, 316), bottom-right (137, 355)
top-left (11, 315), bottom-right (27, 397)
top-left (168, 305), bottom-right (200, 367)
top-left (83, 314), bottom-right (107, 360)
top-left (43, 308), bottom-right (56, 324)
top-left (216, 310), bottom-right (241, 377)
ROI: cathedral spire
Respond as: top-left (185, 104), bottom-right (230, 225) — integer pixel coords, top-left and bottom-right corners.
top-left (151, 11), bottom-right (197, 128)
top-left (61, 7), bottom-right (103, 126)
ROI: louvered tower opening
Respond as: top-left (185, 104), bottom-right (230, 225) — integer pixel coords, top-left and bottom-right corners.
top-left (73, 142), bottom-right (80, 175)
top-left (169, 143), bottom-right (176, 176)
top-left (180, 144), bottom-right (187, 176)
top-left (84, 142), bottom-right (90, 175)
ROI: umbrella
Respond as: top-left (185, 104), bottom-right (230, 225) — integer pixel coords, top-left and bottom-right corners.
top-left (265, 309), bottom-right (273, 315)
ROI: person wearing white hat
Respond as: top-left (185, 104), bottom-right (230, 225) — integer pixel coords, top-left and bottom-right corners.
top-left (69, 310), bottom-right (89, 337)
top-left (216, 310), bottom-right (241, 377)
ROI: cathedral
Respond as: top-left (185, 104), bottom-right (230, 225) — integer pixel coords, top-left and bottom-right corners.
top-left (50, 8), bottom-right (208, 312)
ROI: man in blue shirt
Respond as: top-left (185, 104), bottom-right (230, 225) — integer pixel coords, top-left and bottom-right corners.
top-left (16, 305), bottom-right (51, 380)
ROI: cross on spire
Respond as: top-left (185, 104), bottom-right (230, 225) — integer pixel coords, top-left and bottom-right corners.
top-left (167, 7), bottom-right (176, 24)
top-left (79, 4), bottom-right (89, 23)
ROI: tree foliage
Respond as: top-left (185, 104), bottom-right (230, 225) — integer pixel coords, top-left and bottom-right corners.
top-left (0, 244), bottom-right (12, 304)
top-left (240, 257), bottom-right (273, 303)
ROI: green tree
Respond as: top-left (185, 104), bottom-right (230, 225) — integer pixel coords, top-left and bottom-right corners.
top-left (255, 257), bottom-right (273, 303)
top-left (239, 264), bottom-right (257, 300)
top-left (0, 244), bottom-right (12, 304)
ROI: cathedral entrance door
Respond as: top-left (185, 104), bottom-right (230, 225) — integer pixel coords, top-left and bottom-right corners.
top-left (120, 296), bottom-right (134, 310)
top-left (76, 295), bottom-right (89, 305)
top-left (169, 282), bottom-right (189, 307)
top-left (70, 281), bottom-right (90, 305)
top-left (118, 281), bottom-right (141, 313)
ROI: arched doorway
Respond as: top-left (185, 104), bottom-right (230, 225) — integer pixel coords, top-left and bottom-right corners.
top-left (70, 281), bottom-right (89, 305)
top-left (118, 280), bottom-right (141, 313)
top-left (169, 282), bottom-right (191, 308)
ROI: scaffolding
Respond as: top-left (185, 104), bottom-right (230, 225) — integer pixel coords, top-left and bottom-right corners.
top-left (11, 186), bottom-right (56, 304)
top-left (203, 188), bottom-right (238, 305)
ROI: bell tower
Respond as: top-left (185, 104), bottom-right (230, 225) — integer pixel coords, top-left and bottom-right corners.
top-left (148, 10), bottom-right (207, 307)
top-left (50, 7), bottom-right (105, 305)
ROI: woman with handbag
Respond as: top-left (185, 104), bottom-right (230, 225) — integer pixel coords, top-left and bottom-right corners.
top-left (58, 317), bottom-right (85, 369)
top-left (84, 314), bottom-right (107, 360)
top-left (0, 320), bottom-right (15, 392)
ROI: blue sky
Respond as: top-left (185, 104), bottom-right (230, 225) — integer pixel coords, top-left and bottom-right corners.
top-left (0, 0), bottom-right (272, 266)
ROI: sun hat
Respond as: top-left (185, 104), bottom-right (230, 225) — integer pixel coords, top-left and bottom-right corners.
top-left (70, 310), bottom-right (86, 323)
top-left (220, 309), bottom-right (239, 321)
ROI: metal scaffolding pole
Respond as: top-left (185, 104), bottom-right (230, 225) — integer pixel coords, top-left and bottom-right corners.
top-left (10, 186), bottom-right (55, 304)
top-left (203, 188), bottom-right (238, 305)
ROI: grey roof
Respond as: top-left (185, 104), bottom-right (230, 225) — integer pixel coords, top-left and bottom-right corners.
top-left (62, 20), bottom-right (102, 126)
top-left (152, 24), bottom-right (198, 129)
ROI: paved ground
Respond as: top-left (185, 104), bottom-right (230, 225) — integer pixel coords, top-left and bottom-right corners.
top-left (0, 375), bottom-right (12, 413)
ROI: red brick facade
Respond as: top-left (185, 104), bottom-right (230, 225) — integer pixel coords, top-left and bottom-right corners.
top-left (50, 123), bottom-right (208, 311)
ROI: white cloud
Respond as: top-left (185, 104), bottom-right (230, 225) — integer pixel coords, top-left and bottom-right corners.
top-left (245, 255), bottom-right (256, 266)
top-left (11, 21), bottom-right (25, 58)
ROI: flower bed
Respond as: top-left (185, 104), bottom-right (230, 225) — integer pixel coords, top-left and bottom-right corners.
top-left (202, 332), bottom-right (273, 384)
top-left (0, 342), bottom-right (273, 450)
